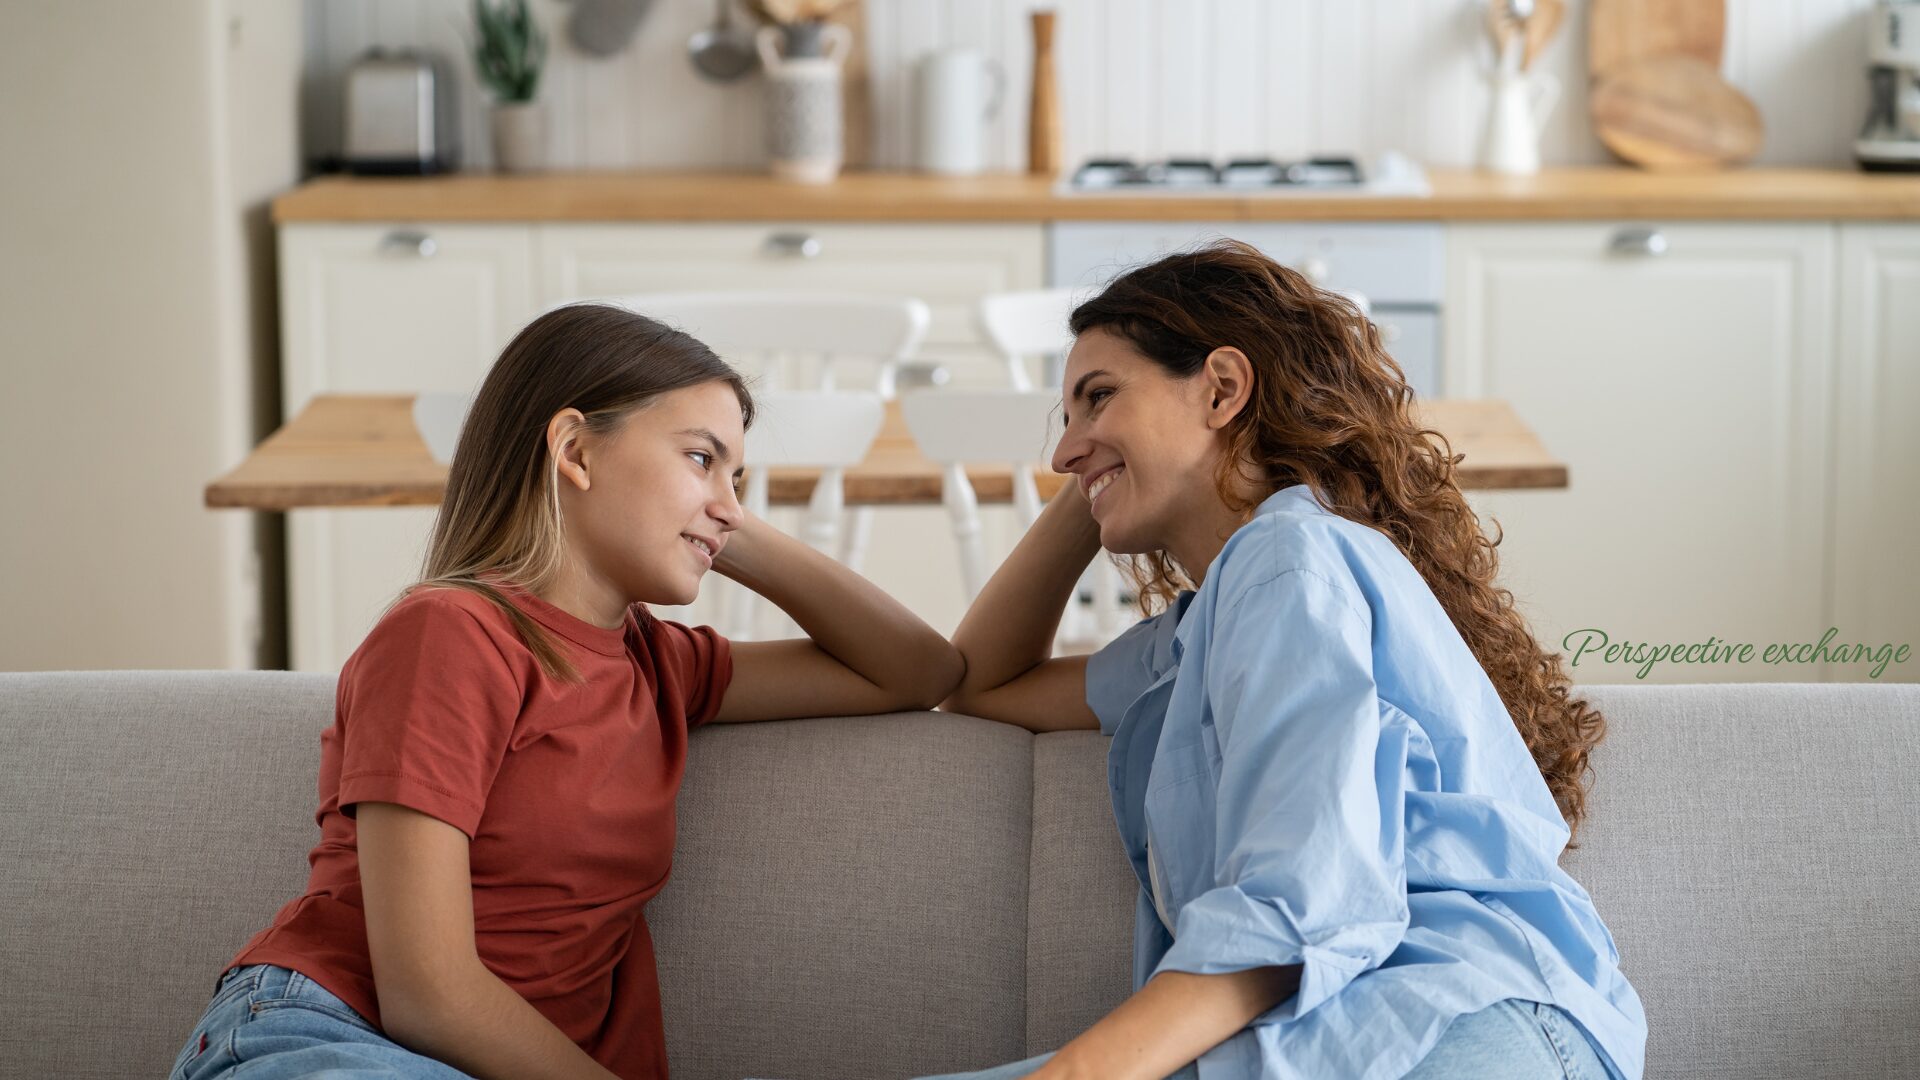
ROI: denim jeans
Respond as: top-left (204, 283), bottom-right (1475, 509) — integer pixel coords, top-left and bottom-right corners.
top-left (170, 963), bottom-right (476, 1080)
top-left (908, 997), bottom-right (1609, 1080)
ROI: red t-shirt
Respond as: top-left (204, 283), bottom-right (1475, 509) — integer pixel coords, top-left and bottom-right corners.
top-left (227, 582), bottom-right (732, 1079)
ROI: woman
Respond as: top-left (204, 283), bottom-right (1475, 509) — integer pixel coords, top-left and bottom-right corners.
top-left (168, 303), bottom-right (964, 1080)
top-left (927, 241), bottom-right (1645, 1080)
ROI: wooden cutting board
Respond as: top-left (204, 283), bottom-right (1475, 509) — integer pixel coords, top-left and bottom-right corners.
top-left (1592, 54), bottom-right (1763, 169)
top-left (1589, 0), bottom-right (1725, 79)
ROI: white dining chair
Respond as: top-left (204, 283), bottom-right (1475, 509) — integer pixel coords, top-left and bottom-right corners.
top-left (608, 291), bottom-right (931, 398)
top-left (899, 390), bottom-right (1066, 645)
top-left (975, 286), bottom-right (1132, 645)
top-left (607, 291), bottom-right (929, 576)
top-left (975, 286), bottom-right (1082, 391)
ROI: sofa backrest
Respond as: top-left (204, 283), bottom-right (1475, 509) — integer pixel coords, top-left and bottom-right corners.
top-left (2, 672), bottom-right (1917, 1079)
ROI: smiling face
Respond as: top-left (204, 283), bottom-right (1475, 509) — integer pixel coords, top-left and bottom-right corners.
top-left (1051, 326), bottom-right (1244, 559)
top-left (555, 380), bottom-right (747, 608)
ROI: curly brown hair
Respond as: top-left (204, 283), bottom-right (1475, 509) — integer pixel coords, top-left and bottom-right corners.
top-left (1070, 238), bottom-right (1605, 845)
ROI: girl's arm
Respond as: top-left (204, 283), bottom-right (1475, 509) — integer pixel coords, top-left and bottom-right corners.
top-left (940, 479), bottom-right (1105, 732)
top-left (358, 801), bottom-right (621, 1080)
top-left (707, 512), bottom-right (966, 723)
top-left (1035, 966), bottom-right (1302, 1080)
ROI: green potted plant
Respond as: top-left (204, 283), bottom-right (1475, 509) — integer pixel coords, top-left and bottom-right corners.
top-left (472, 0), bottom-right (548, 172)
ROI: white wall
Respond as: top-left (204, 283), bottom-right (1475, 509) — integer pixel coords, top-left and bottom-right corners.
top-left (0, 1), bottom-right (300, 670)
top-left (306, 0), bottom-right (1877, 172)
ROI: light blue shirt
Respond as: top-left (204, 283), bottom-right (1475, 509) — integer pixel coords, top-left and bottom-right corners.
top-left (1086, 483), bottom-right (1647, 1080)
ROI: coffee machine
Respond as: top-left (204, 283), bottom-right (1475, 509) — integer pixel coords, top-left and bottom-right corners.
top-left (1857, 0), bottom-right (1920, 171)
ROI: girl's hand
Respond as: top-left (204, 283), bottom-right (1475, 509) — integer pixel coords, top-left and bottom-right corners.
top-left (707, 508), bottom-right (766, 582)
top-left (703, 508), bottom-right (966, 724)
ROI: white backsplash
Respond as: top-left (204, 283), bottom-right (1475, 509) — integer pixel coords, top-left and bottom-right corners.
top-left (306, 0), bottom-right (1878, 172)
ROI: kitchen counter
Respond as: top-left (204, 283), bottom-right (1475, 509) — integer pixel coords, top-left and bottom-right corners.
top-left (271, 167), bottom-right (1920, 224)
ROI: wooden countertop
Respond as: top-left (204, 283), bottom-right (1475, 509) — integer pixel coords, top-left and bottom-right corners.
top-left (205, 395), bottom-right (1567, 511)
top-left (272, 167), bottom-right (1920, 224)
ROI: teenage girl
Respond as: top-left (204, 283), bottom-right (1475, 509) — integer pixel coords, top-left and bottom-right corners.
top-left (918, 241), bottom-right (1646, 1080)
top-left (169, 303), bottom-right (964, 1080)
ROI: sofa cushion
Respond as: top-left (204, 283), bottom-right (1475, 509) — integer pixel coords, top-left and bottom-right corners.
top-left (1, 671), bottom-right (334, 1080)
top-left (651, 713), bottom-right (1035, 1080)
top-left (1561, 683), bottom-right (1920, 1080)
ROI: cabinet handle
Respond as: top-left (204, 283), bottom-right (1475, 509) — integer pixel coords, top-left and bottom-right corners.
top-left (379, 230), bottom-right (437, 258)
top-left (764, 231), bottom-right (822, 259)
top-left (1608, 227), bottom-right (1668, 257)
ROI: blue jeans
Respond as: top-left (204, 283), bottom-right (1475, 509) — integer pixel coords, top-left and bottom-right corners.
top-left (170, 963), bottom-right (475, 1079)
top-left (910, 997), bottom-right (1609, 1080)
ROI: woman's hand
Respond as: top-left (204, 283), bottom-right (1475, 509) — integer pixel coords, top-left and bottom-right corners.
top-left (705, 510), bottom-right (967, 724)
top-left (939, 477), bottom-right (1106, 732)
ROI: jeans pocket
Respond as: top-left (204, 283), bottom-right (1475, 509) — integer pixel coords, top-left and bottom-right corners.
top-left (248, 970), bottom-right (381, 1035)
top-left (205, 966), bottom-right (263, 1013)
top-left (170, 1025), bottom-right (236, 1080)
top-left (1528, 1002), bottom-right (1599, 1080)
top-left (170, 966), bottom-right (265, 1079)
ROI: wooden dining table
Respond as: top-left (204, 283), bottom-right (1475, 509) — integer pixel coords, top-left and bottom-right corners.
top-left (204, 394), bottom-right (1568, 510)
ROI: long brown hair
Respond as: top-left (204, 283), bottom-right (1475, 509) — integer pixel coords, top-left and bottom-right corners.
top-left (1070, 239), bottom-right (1605, 844)
top-left (395, 303), bottom-right (754, 684)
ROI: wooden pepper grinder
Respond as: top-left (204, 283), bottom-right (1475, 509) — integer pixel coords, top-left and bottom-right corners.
top-left (1028, 10), bottom-right (1062, 176)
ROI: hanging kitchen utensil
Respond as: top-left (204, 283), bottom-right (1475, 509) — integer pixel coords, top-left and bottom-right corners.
top-left (1523, 0), bottom-right (1566, 71)
top-left (1591, 53), bottom-right (1763, 169)
top-left (689, 0), bottom-right (759, 82)
top-left (1590, 0), bottom-right (1725, 80)
top-left (563, 0), bottom-right (656, 58)
top-left (1485, 0), bottom-right (1534, 74)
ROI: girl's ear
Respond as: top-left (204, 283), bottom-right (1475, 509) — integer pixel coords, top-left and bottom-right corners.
top-left (1202, 347), bottom-right (1255, 430)
top-left (548, 408), bottom-right (591, 492)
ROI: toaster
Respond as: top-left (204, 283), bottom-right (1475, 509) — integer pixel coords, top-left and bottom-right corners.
top-left (342, 47), bottom-right (459, 175)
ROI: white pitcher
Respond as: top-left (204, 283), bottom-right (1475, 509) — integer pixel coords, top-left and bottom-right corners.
top-left (1478, 68), bottom-right (1559, 175)
top-left (756, 21), bottom-right (853, 184)
top-left (913, 48), bottom-right (1004, 175)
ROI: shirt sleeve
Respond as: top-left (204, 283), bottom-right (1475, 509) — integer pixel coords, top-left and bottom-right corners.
top-left (336, 596), bottom-right (523, 840)
top-left (1151, 567), bottom-right (1411, 1024)
top-left (1084, 611), bottom-right (1168, 737)
top-left (640, 611), bottom-right (734, 730)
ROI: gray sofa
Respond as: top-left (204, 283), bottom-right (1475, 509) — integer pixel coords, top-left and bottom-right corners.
top-left (4, 672), bottom-right (1917, 1079)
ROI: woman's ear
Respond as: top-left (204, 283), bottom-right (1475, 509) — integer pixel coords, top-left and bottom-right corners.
top-left (1202, 347), bottom-right (1255, 430)
top-left (548, 408), bottom-right (592, 492)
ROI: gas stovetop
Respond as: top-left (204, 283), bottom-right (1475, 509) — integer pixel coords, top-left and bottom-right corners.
top-left (1061, 151), bottom-right (1430, 197)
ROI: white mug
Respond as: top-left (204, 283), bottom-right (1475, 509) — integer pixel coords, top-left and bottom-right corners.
top-left (914, 48), bottom-right (1004, 175)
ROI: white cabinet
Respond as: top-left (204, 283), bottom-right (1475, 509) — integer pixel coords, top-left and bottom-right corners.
top-left (1447, 223), bottom-right (1835, 684)
top-left (280, 224), bottom-right (538, 672)
top-left (279, 224), bottom-right (536, 410)
top-left (279, 222), bottom-right (1046, 670)
top-left (1831, 225), bottom-right (1920, 682)
top-left (537, 223), bottom-right (1045, 388)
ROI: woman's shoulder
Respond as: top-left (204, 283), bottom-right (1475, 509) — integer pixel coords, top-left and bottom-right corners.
top-left (1212, 508), bottom-right (1370, 603)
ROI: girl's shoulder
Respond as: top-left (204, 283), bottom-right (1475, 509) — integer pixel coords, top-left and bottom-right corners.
top-left (346, 585), bottom-right (537, 684)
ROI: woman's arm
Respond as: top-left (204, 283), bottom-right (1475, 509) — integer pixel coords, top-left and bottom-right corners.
top-left (940, 479), bottom-right (1106, 732)
top-left (1036, 966), bottom-right (1302, 1080)
top-left (707, 511), bottom-right (966, 723)
top-left (358, 802), bottom-right (620, 1080)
